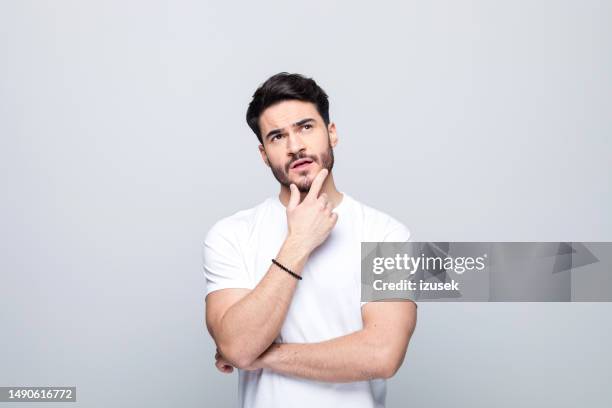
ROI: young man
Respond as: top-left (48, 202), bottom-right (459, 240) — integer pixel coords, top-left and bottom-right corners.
top-left (203, 73), bottom-right (417, 408)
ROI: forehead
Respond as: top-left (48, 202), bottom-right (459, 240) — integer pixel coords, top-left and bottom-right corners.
top-left (259, 100), bottom-right (321, 133)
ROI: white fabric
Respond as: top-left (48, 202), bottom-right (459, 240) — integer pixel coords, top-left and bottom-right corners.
top-left (203, 192), bottom-right (412, 408)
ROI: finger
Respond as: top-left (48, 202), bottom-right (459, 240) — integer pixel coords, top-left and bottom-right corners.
top-left (318, 193), bottom-right (329, 209)
top-left (216, 360), bottom-right (233, 373)
top-left (330, 211), bottom-right (338, 224)
top-left (287, 183), bottom-right (300, 211)
top-left (216, 357), bottom-right (234, 370)
top-left (306, 168), bottom-right (329, 201)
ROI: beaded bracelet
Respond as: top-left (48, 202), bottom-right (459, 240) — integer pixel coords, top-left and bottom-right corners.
top-left (271, 258), bottom-right (302, 280)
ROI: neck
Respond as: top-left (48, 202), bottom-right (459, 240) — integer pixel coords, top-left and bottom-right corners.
top-left (278, 171), bottom-right (343, 209)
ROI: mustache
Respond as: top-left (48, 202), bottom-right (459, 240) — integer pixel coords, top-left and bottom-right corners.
top-left (286, 154), bottom-right (317, 171)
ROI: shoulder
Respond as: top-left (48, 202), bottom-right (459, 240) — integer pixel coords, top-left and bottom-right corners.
top-left (347, 194), bottom-right (412, 242)
top-left (204, 197), bottom-right (274, 245)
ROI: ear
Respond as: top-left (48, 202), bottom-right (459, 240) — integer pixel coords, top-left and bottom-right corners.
top-left (328, 122), bottom-right (338, 148)
top-left (258, 144), bottom-right (271, 167)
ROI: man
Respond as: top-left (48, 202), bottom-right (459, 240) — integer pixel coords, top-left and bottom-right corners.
top-left (203, 72), bottom-right (417, 408)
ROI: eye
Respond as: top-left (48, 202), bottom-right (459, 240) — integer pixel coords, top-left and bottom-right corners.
top-left (271, 134), bottom-right (282, 141)
top-left (302, 124), bottom-right (313, 130)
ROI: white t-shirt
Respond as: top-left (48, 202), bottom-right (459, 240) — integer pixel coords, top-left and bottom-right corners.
top-left (203, 192), bottom-right (412, 408)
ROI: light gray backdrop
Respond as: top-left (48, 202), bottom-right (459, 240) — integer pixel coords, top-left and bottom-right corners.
top-left (1, 1), bottom-right (611, 407)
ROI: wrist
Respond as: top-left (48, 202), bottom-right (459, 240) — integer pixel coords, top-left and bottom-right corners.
top-left (259, 343), bottom-right (282, 370)
top-left (282, 235), bottom-right (312, 260)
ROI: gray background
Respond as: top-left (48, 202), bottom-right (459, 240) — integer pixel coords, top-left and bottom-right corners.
top-left (1, 1), bottom-right (610, 407)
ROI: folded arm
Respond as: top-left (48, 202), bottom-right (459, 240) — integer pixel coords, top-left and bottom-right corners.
top-left (206, 171), bottom-right (338, 368)
top-left (246, 300), bottom-right (417, 382)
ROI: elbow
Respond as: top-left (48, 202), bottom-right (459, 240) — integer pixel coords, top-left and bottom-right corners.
top-left (234, 355), bottom-right (258, 370)
top-left (377, 347), bottom-right (406, 379)
top-left (379, 360), bottom-right (402, 380)
top-left (217, 342), bottom-right (258, 370)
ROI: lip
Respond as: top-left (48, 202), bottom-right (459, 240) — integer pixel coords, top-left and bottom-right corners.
top-left (290, 158), bottom-right (314, 170)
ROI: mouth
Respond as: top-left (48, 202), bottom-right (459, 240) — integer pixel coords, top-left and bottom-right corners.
top-left (290, 158), bottom-right (314, 171)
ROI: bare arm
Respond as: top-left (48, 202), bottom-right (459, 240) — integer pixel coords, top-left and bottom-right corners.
top-left (238, 300), bottom-right (417, 382)
top-left (205, 169), bottom-right (337, 369)
top-left (206, 238), bottom-right (309, 368)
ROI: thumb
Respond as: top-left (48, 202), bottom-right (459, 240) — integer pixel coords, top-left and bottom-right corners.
top-left (287, 183), bottom-right (300, 210)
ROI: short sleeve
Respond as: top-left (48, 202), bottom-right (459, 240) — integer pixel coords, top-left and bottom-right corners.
top-left (361, 216), bottom-right (416, 309)
top-left (202, 221), bottom-right (253, 297)
top-left (382, 217), bottom-right (412, 242)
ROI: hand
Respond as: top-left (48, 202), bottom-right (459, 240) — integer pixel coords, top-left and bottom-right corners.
top-left (215, 348), bottom-right (234, 374)
top-left (285, 168), bottom-right (338, 253)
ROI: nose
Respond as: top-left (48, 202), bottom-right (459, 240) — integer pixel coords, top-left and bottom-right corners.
top-left (286, 131), bottom-right (305, 155)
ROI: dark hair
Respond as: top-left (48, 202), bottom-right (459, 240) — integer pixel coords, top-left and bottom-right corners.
top-left (246, 72), bottom-right (330, 144)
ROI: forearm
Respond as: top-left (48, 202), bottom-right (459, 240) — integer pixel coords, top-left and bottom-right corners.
top-left (209, 174), bottom-right (339, 369)
top-left (215, 237), bottom-right (310, 367)
top-left (259, 329), bottom-right (397, 382)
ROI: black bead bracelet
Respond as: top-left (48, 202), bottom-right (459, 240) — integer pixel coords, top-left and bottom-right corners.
top-left (271, 258), bottom-right (302, 280)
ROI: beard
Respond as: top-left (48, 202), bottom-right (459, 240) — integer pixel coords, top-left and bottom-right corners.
top-left (269, 141), bottom-right (335, 193)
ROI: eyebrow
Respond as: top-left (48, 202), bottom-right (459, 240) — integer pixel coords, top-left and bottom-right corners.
top-left (264, 118), bottom-right (315, 141)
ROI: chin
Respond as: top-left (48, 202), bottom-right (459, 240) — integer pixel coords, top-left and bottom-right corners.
top-left (288, 174), bottom-right (312, 189)
top-left (291, 171), bottom-right (313, 183)
top-left (298, 182), bottom-right (313, 192)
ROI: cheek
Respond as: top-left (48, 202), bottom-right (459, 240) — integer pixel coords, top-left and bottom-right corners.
top-left (269, 156), bottom-right (288, 170)
top-left (264, 150), bottom-right (282, 164)
top-left (314, 137), bottom-right (331, 154)
top-left (306, 135), bottom-right (329, 154)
